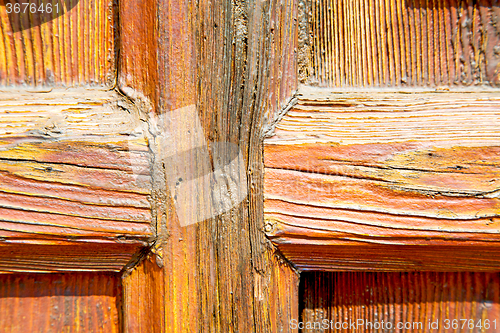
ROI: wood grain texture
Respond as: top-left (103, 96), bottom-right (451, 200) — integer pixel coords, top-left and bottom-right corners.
top-left (119, 0), bottom-right (300, 331)
top-left (301, 0), bottom-right (500, 87)
top-left (118, 0), bottom-right (157, 111)
top-left (264, 88), bottom-right (500, 271)
top-left (0, 89), bottom-right (153, 272)
top-left (193, 0), bottom-right (300, 331)
top-left (267, 0), bottom-right (299, 124)
top-left (0, 272), bottom-right (121, 332)
top-left (122, 254), bottom-right (165, 333)
top-left (277, 245), bottom-right (500, 271)
top-left (119, 0), bottom-right (202, 329)
top-left (0, 0), bottom-right (116, 87)
top-left (300, 272), bottom-right (500, 332)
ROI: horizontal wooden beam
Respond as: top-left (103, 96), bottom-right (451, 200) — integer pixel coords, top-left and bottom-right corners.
top-left (0, 89), bottom-right (153, 272)
top-left (264, 88), bottom-right (500, 271)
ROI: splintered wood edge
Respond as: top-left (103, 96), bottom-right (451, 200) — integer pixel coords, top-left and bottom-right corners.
top-left (264, 89), bottom-right (500, 272)
top-left (0, 88), bottom-right (154, 273)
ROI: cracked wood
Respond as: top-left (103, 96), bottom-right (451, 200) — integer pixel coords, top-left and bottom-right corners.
top-left (119, 0), bottom-right (300, 331)
top-left (0, 89), bottom-right (153, 273)
top-left (264, 88), bottom-right (500, 271)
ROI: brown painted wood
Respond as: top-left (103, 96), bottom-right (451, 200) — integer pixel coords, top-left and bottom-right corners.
top-left (0, 272), bottom-right (121, 332)
top-left (300, 272), bottom-right (500, 332)
top-left (0, 89), bottom-right (153, 272)
top-left (192, 0), bottom-right (300, 330)
top-left (119, 0), bottom-right (301, 331)
top-left (264, 88), bottom-right (500, 271)
top-left (0, 0), bottom-right (116, 87)
top-left (300, 0), bottom-right (500, 87)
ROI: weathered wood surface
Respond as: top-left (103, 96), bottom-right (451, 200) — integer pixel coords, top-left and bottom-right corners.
top-left (0, 272), bottom-right (121, 332)
top-left (118, 0), bottom-right (157, 111)
top-left (265, 88), bottom-right (500, 271)
top-left (300, 0), bottom-right (500, 87)
top-left (0, 0), bottom-right (116, 87)
top-left (0, 89), bottom-right (153, 272)
top-left (122, 254), bottom-right (165, 332)
top-left (119, 0), bottom-right (300, 331)
top-left (301, 272), bottom-right (500, 332)
top-left (277, 245), bottom-right (500, 271)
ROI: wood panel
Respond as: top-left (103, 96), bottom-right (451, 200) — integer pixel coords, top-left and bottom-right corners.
top-left (264, 88), bottom-right (500, 271)
top-left (301, 0), bottom-right (500, 87)
top-left (0, 272), bottom-right (121, 332)
top-left (300, 272), bottom-right (500, 332)
top-left (0, 0), bottom-right (116, 87)
top-left (278, 245), bottom-right (500, 271)
top-left (0, 89), bottom-right (153, 272)
top-left (119, 0), bottom-right (301, 331)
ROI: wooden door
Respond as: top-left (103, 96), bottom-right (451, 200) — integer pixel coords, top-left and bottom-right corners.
top-left (264, 0), bottom-right (500, 332)
top-left (1, 0), bottom-right (499, 332)
top-left (0, 0), bottom-right (153, 331)
top-left (0, 0), bottom-right (298, 331)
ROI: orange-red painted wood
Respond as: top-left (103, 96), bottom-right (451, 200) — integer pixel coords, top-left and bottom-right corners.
top-left (0, 89), bottom-right (153, 272)
top-left (265, 89), bottom-right (500, 271)
top-left (301, 272), bottom-right (500, 332)
top-left (118, 0), bottom-right (301, 330)
top-left (0, 0), bottom-right (116, 87)
top-left (301, 0), bottom-right (500, 87)
top-left (0, 272), bottom-right (121, 332)
top-left (122, 254), bottom-right (165, 333)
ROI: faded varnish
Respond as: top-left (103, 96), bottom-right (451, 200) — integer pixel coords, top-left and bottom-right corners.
top-left (0, 272), bottom-right (121, 332)
top-left (301, 0), bottom-right (500, 87)
top-left (0, 89), bottom-right (153, 272)
top-left (301, 272), bottom-right (500, 333)
top-left (0, 0), bottom-right (116, 86)
top-left (119, 0), bottom-right (300, 331)
top-left (265, 89), bottom-right (500, 271)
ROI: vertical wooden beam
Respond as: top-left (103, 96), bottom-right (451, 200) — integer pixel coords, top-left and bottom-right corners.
top-left (120, 0), bottom-right (300, 331)
top-left (190, 0), bottom-right (301, 330)
top-left (154, 3), bottom-right (202, 331)
top-left (122, 254), bottom-right (165, 332)
top-left (118, 0), bottom-right (158, 111)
